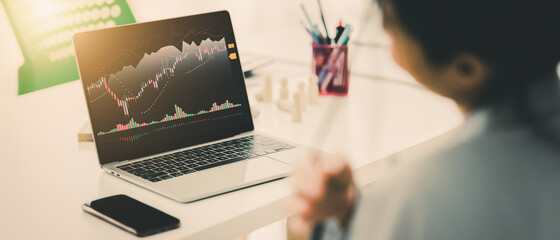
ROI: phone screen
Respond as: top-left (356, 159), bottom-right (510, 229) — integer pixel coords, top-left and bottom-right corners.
top-left (83, 194), bottom-right (180, 237)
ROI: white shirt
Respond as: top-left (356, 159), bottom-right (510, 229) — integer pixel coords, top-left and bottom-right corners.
top-left (318, 74), bottom-right (560, 240)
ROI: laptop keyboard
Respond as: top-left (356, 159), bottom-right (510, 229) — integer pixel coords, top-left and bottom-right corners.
top-left (116, 135), bottom-right (295, 183)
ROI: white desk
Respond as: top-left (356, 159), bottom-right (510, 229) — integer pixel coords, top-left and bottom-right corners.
top-left (0, 54), bottom-right (462, 239)
top-left (0, 0), bottom-right (465, 238)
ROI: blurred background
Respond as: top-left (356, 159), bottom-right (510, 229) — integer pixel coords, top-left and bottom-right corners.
top-left (0, 2), bottom-right (418, 239)
top-left (0, 0), bottom-right (414, 98)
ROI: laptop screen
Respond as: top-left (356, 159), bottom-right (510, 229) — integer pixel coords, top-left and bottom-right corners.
top-left (74, 11), bottom-right (253, 165)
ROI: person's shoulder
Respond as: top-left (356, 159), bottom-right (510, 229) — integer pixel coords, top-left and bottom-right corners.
top-left (354, 121), bottom-right (560, 239)
top-left (391, 121), bottom-right (560, 191)
top-left (364, 113), bottom-right (560, 210)
top-left (398, 112), bottom-right (559, 177)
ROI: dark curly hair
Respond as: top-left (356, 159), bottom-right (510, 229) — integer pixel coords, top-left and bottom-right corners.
top-left (378, 0), bottom-right (560, 145)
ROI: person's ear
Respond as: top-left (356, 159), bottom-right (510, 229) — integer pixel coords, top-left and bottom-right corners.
top-left (449, 54), bottom-right (489, 92)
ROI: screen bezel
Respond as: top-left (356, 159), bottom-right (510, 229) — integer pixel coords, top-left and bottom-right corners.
top-left (73, 11), bottom-right (254, 165)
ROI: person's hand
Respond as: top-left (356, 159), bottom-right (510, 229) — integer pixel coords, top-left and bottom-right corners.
top-left (288, 154), bottom-right (357, 236)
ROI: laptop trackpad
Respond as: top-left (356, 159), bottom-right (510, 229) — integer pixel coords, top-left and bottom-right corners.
top-left (160, 157), bottom-right (293, 202)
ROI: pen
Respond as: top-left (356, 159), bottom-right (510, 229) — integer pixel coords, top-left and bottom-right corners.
top-left (300, 20), bottom-right (318, 43)
top-left (301, 3), bottom-right (327, 44)
top-left (307, 29), bottom-right (320, 45)
top-left (317, 0), bottom-right (331, 45)
top-left (312, 24), bottom-right (326, 44)
top-left (300, 3), bottom-right (315, 30)
top-left (300, 20), bottom-right (311, 31)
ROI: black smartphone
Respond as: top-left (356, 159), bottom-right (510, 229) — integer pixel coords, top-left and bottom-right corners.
top-left (82, 194), bottom-right (180, 237)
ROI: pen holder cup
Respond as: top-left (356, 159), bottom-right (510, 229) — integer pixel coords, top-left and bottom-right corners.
top-left (312, 44), bottom-right (349, 96)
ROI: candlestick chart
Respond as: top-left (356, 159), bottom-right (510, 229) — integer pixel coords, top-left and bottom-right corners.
top-left (76, 11), bottom-right (252, 164)
top-left (86, 36), bottom-right (229, 118)
top-left (82, 31), bottom-right (246, 148)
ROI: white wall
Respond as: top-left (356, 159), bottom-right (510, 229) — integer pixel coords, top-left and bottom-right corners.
top-left (0, 3), bottom-right (24, 98)
top-left (0, 0), bottom-right (399, 98)
top-left (127, 0), bottom-right (389, 61)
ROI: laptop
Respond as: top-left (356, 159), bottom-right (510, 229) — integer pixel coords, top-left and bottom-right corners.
top-left (73, 11), bottom-right (309, 203)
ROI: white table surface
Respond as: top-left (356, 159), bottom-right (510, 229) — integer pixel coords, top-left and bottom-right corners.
top-left (0, 2), bottom-right (463, 237)
top-left (0, 0), bottom-right (461, 240)
top-left (0, 55), bottom-right (462, 239)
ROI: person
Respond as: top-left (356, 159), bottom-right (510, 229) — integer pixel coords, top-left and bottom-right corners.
top-left (290, 0), bottom-right (560, 239)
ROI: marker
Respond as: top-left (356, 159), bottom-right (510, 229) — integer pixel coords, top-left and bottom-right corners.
top-left (336, 24), bottom-right (352, 46)
top-left (341, 27), bottom-right (352, 46)
top-left (334, 21), bottom-right (345, 44)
